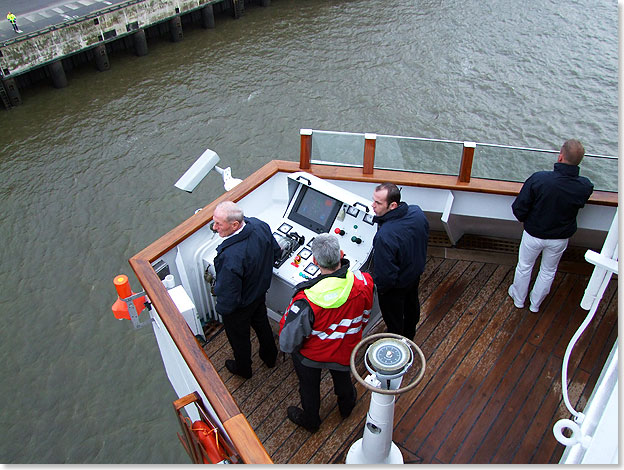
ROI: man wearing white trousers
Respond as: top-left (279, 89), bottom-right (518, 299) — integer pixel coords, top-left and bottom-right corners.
top-left (508, 139), bottom-right (593, 313)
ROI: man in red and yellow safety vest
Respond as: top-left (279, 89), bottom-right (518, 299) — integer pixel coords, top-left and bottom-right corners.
top-left (279, 233), bottom-right (374, 432)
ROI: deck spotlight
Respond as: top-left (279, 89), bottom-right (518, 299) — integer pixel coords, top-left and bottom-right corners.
top-left (174, 148), bottom-right (242, 193)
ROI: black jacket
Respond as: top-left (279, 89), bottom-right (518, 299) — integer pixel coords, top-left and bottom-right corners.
top-left (512, 163), bottom-right (593, 239)
top-left (213, 217), bottom-right (281, 315)
top-left (372, 202), bottom-right (429, 293)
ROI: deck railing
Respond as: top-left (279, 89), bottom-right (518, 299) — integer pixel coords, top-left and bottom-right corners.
top-left (300, 129), bottom-right (618, 193)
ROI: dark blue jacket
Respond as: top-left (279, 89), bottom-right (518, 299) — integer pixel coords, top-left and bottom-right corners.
top-left (512, 163), bottom-right (593, 239)
top-left (214, 217), bottom-right (281, 315)
top-left (372, 202), bottom-right (429, 293)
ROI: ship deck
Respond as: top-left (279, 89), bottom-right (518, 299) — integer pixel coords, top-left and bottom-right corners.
top-left (200, 239), bottom-right (618, 464)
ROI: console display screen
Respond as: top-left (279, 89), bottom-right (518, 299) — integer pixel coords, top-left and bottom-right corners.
top-left (288, 186), bottom-right (342, 234)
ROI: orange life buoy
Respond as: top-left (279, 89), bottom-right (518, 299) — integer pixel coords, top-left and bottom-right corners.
top-left (191, 420), bottom-right (228, 464)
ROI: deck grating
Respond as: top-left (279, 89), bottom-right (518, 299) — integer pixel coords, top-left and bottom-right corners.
top-left (200, 252), bottom-right (617, 464)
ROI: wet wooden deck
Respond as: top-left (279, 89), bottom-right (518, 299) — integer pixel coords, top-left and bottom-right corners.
top-left (201, 249), bottom-right (618, 464)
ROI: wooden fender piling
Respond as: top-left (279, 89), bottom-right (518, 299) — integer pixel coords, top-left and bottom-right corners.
top-left (48, 60), bottom-right (68, 88)
top-left (169, 16), bottom-right (183, 42)
top-left (94, 44), bottom-right (110, 72)
top-left (2, 78), bottom-right (22, 107)
top-left (133, 29), bottom-right (149, 57)
top-left (201, 4), bottom-right (215, 29)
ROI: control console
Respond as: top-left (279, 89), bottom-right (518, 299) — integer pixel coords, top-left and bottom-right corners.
top-left (269, 172), bottom-right (377, 287)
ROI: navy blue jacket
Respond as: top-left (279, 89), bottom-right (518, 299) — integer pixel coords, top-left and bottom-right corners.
top-left (372, 202), bottom-right (429, 293)
top-left (512, 163), bottom-right (593, 239)
top-left (214, 217), bottom-right (281, 315)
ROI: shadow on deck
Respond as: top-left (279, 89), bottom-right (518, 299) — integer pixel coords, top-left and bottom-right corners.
top-left (201, 251), bottom-right (618, 464)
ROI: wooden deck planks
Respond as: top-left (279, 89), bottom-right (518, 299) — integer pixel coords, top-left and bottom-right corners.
top-left (199, 255), bottom-right (617, 464)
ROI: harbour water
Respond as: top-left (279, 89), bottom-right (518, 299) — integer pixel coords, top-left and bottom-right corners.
top-left (0, 0), bottom-right (617, 463)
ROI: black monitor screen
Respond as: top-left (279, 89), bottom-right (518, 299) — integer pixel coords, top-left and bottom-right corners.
top-left (288, 186), bottom-right (342, 234)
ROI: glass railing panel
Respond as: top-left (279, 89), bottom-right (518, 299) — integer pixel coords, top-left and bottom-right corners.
top-left (310, 130), bottom-right (365, 166)
top-left (573, 154), bottom-right (618, 193)
top-left (472, 144), bottom-right (618, 192)
top-left (308, 130), bottom-right (617, 193)
top-left (472, 145), bottom-right (557, 182)
top-left (374, 135), bottom-right (464, 176)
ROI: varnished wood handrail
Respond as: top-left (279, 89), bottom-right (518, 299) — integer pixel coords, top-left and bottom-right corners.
top-left (128, 158), bottom-right (616, 464)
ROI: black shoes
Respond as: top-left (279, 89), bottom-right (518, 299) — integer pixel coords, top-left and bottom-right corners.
top-left (287, 406), bottom-right (320, 433)
top-left (262, 353), bottom-right (277, 368)
top-left (225, 360), bottom-right (252, 379)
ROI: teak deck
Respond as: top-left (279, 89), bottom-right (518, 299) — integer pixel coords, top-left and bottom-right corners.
top-left (200, 250), bottom-right (618, 464)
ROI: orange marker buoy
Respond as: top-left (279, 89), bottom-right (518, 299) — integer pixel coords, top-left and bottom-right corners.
top-left (111, 274), bottom-right (146, 320)
top-left (191, 420), bottom-right (228, 464)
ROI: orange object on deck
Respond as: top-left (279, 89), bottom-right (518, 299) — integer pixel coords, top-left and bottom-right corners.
top-left (191, 420), bottom-right (229, 464)
top-left (112, 274), bottom-right (146, 320)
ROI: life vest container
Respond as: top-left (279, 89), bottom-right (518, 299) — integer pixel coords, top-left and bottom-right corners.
top-left (191, 420), bottom-right (229, 464)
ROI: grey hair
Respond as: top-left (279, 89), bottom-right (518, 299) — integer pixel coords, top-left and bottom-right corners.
top-left (311, 233), bottom-right (341, 270)
top-left (215, 201), bottom-right (244, 223)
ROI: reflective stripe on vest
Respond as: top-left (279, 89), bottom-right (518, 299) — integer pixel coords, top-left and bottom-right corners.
top-left (310, 310), bottom-right (370, 340)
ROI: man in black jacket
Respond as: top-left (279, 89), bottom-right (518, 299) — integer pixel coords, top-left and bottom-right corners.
top-left (213, 201), bottom-right (280, 379)
top-left (508, 139), bottom-right (594, 313)
top-left (371, 183), bottom-right (429, 340)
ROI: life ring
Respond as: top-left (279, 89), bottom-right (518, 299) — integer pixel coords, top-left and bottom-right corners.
top-left (191, 420), bottom-right (229, 464)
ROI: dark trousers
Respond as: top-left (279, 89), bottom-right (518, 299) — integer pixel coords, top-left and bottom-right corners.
top-left (292, 353), bottom-right (356, 429)
top-left (378, 276), bottom-right (421, 340)
top-left (222, 296), bottom-right (277, 375)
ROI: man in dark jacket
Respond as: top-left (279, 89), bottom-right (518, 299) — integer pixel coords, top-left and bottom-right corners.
top-left (508, 139), bottom-right (593, 313)
top-left (213, 201), bottom-right (281, 379)
top-left (371, 182), bottom-right (429, 340)
top-left (279, 234), bottom-right (374, 432)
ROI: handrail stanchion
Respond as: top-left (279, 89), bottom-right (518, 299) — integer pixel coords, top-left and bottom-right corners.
top-left (458, 141), bottom-right (476, 183)
top-left (363, 133), bottom-right (376, 175)
top-left (300, 129), bottom-right (312, 169)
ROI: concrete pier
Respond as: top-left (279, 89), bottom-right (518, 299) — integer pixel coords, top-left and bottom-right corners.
top-left (0, 0), bottom-right (285, 109)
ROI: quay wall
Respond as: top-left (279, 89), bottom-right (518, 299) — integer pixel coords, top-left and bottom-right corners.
top-left (0, 0), bottom-right (259, 109)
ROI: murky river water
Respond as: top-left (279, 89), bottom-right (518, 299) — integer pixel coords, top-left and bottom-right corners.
top-left (0, 0), bottom-right (617, 463)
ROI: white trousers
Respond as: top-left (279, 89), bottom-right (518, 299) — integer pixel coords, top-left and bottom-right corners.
top-left (509, 230), bottom-right (568, 311)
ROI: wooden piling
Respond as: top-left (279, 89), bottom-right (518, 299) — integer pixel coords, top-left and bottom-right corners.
top-left (94, 44), bottom-right (110, 71)
top-left (1, 78), bottom-right (21, 108)
top-left (48, 60), bottom-right (68, 88)
top-left (201, 4), bottom-right (215, 29)
top-left (169, 16), bottom-right (183, 42)
top-left (133, 29), bottom-right (149, 56)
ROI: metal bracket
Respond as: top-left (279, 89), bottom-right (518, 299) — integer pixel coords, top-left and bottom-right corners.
top-left (122, 291), bottom-right (154, 329)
